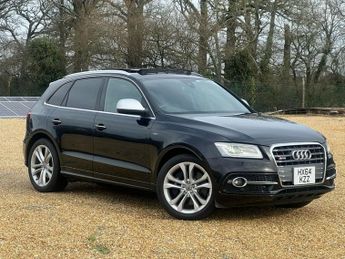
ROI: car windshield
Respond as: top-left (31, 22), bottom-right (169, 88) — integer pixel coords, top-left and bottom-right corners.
top-left (142, 77), bottom-right (251, 114)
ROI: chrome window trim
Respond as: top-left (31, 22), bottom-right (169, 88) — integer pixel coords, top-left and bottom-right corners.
top-left (269, 142), bottom-right (327, 187)
top-left (44, 75), bottom-right (156, 120)
top-left (44, 102), bottom-right (156, 120)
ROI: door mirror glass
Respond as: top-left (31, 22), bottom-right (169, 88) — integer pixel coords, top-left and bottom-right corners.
top-left (117, 99), bottom-right (148, 116)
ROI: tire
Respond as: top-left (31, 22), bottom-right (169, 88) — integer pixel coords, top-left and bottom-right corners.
top-left (276, 201), bottom-right (312, 209)
top-left (157, 154), bottom-right (215, 220)
top-left (28, 138), bottom-right (67, 192)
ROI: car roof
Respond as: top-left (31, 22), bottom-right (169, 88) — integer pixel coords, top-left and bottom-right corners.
top-left (63, 69), bottom-right (202, 81)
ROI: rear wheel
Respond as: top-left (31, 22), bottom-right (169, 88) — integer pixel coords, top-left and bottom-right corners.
top-left (28, 139), bottom-right (67, 192)
top-left (276, 201), bottom-right (312, 209)
top-left (157, 155), bottom-right (215, 220)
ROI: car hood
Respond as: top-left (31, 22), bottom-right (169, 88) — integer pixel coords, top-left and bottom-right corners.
top-left (173, 113), bottom-right (325, 146)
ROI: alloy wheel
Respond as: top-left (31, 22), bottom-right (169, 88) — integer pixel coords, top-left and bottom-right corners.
top-left (163, 162), bottom-right (212, 214)
top-left (30, 145), bottom-right (54, 187)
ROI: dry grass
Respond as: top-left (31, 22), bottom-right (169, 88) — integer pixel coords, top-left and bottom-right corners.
top-left (0, 116), bottom-right (344, 259)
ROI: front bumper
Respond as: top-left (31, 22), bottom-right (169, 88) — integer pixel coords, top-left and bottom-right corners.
top-left (207, 155), bottom-right (336, 208)
top-left (216, 182), bottom-right (335, 207)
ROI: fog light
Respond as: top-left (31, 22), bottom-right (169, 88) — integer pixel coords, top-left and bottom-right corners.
top-left (231, 177), bottom-right (248, 188)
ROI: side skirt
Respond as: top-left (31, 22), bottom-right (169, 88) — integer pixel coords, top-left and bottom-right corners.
top-left (61, 170), bottom-right (155, 191)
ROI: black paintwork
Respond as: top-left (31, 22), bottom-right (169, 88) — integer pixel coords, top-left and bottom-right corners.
top-left (23, 70), bottom-right (336, 207)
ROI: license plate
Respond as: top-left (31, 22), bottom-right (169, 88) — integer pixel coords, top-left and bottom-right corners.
top-left (293, 166), bottom-right (316, 185)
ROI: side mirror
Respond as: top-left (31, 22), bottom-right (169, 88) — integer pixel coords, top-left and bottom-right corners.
top-left (117, 98), bottom-right (149, 117)
top-left (241, 98), bottom-right (250, 106)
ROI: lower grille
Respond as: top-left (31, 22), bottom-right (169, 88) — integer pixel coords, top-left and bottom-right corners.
top-left (271, 143), bottom-right (326, 186)
top-left (224, 173), bottom-right (280, 194)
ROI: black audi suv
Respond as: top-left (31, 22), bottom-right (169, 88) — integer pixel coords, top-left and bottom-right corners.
top-left (23, 69), bottom-right (336, 219)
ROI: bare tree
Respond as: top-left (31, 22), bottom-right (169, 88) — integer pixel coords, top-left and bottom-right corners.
top-left (282, 23), bottom-right (291, 80)
top-left (175, 0), bottom-right (210, 74)
top-left (260, 0), bottom-right (278, 74)
top-left (106, 0), bottom-right (153, 68)
top-left (0, 0), bottom-right (52, 77)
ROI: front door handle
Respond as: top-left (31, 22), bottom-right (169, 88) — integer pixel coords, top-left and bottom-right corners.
top-left (52, 118), bottom-right (62, 125)
top-left (95, 124), bottom-right (107, 131)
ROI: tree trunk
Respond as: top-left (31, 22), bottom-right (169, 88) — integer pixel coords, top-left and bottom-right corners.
top-left (314, 36), bottom-right (332, 83)
top-left (198, 0), bottom-right (208, 75)
top-left (244, 4), bottom-right (254, 56)
top-left (305, 62), bottom-right (312, 107)
top-left (282, 23), bottom-right (291, 81)
top-left (208, 34), bottom-right (221, 82)
top-left (260, 0), bottom-right (277, 75)
top-left (224, 0), bottom-right (237, 81)
top-left (215, 34), bottom-right (222, 82)
top-left (253, 0), bottom-right (261, 60)
top-left (73, 15), bottom-right (89, 72)
top-left (58, 0), bottom-right (67, 70)
top-left (72, 1), bottom-right (90, 72)
top-left (6, 76), bottom-right (12, 96)
top-left (243, 1), bottom-right (257, 103)
top-left (126, 0), bottom-right (144, 68)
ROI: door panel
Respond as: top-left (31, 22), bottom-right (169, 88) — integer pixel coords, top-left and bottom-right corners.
top-left (47, 77), bottom-right (104, 176)
top-left (93, 112), bottom-right (154, 183)
top-left (93, 77), bottom-right (155, 184)
top-left (50, 108), bottom-right (96, 176)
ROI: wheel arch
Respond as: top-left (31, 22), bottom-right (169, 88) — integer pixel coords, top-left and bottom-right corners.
top-left (25, 130), bottom-right (61, 166)
top-left (154, 144), bottom-right (209, 179)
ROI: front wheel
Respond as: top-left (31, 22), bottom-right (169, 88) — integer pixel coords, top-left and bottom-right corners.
top-left (157, 155), bottom-right (215, 220)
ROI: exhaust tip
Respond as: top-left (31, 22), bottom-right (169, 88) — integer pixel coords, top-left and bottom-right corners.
top-left (231, 177), bottom-right (248, 188)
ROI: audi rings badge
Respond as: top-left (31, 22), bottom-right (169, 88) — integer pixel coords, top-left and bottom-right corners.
top-left (291, 150), bottom-right (312, 161)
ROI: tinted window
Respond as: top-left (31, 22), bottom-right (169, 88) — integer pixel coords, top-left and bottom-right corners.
top-left (104, 78), bottom-right (143, 113)
top-left (66, 78), bottom-right (103, 110)
top-left (47, 82), bottom-right (72, 106)
top-left (143, 78), bottom-right (250, 114)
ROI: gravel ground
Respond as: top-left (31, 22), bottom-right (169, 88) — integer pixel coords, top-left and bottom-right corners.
top-left (0, 116), bottom-right (344, 259)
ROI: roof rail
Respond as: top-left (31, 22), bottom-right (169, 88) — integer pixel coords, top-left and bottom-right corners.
top-left (64, 70), bottom-right (131, 78)
top-left (112, 68), bottom-right (201, 76)
top-left (138, 68), bottom-right (192, 75)
top-left (63, 68), bottom-right (202, 78)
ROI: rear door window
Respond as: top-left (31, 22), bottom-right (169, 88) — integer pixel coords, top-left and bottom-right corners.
top-left (66, 78), bottom-right (104, 110)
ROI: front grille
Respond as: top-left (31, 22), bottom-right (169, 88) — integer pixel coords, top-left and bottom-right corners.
top-left (271, 143), bottom-right (326, 186)
top-left (272, 144), bottom-right (325, 166)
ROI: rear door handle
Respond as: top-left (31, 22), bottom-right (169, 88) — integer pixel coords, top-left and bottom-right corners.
top-left (52, 118), bottom-right (62, 125)
top-left (95, 124), bottom-right (106, 131)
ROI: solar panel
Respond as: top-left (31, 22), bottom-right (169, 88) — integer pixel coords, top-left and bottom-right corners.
top-left (0, 103), bottom-right (16, 117)
top-left (0, 96), bottom-right (39, 118)
top-left (0, 96), bottom-right (40, 102)
top-left (23, 97), bottom-right (40, 101)
top-left (22, 101), bottom-right (36, 108)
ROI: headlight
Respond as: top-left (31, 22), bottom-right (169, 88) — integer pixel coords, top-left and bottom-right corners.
top-left (325, 142), bottom-right (331, 154)
top-left (215, 143), bottom-right (263, 159)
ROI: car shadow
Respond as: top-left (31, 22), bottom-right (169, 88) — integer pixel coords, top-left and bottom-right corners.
top-left (64, 181), bottom-right (297, 221)
top-left (211, 206), bottom-right (296, 221)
